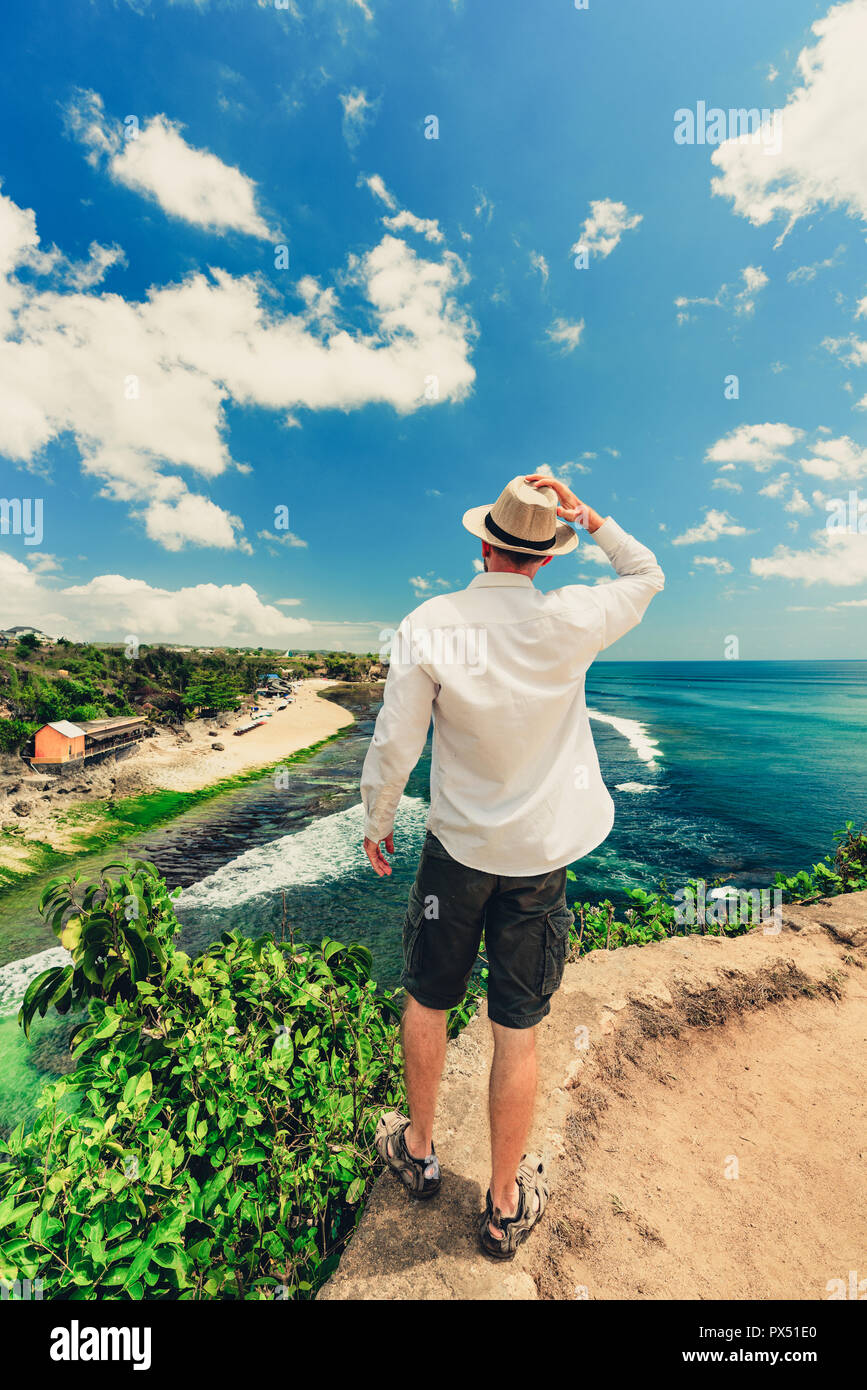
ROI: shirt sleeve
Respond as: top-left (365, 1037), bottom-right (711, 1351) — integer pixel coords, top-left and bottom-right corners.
top-left (360, 617), bottom-right (437, 843)
top-left (588, 516), bottom-right (665, 649)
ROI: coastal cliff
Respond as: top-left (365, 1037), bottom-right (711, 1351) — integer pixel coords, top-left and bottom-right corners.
top-left (319, 890), bottom-right (867, 1301)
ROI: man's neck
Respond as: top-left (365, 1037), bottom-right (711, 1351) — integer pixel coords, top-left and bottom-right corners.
top-left (484, 557), bottom-right (540, 582)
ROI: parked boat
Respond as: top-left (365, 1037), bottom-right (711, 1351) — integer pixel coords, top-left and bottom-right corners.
top-left (233, 718), bottom-right (268, 736)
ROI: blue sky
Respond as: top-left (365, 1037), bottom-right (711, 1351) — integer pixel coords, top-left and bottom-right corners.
top-left (1, 0), bottom-right (866, 656)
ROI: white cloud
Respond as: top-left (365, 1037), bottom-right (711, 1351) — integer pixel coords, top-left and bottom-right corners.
top-left (0, 182), bottom-right (475, 550)
top-left (409, 573), bottom-right (450, 595)
top-left (796, 435), bottom-right (867, 479)
top-left (759, 473), bottom-right (791, 498)
top-left (0, 551), bottom-right (312, 645)
top-left (735, 264), bottom-right (768, 314)
top-left (705, 422), bottom-right (803, 469)
top-left (693, 555), bottom-right (734, 574)
top-left (751, 528), bottom-right (867, 585)
top-left (672, 509), bottom-right (749, 544)
top-left (146, 493), bottom-right (243, 552)
top-left (360, 173), bottom-right (397, 210)
top-left (257, 528), bottom-right (308, 550)
top-left (785, 486), bottom-right (811, 514)
top-left (823, 333), bottom-right (867, 368)
top-left (711, 0), bottom-right (867, 242)
top-left (382, 209), bottom-right (443, 243)
top-left (571, 199), bottom-right (642, 260)
top-left (676, 264), bottom-right (768, 323)
top-left (577, 545), bottom-right (611, 567)
top-left (534, 460), bottom-right (590, 485)
top-left (65, 90), bottom-right (270, 239)
top-left (787, 244), bottom-right (845, 281)
top-left (529, 251), bottom-right (549, 283)
top-left (339, 88), bottom-right (377, 147)
top-left (546, 317), bottom-right (584, 353)
top-left (712, 476), bottom-right (742, 492)
top-left (473, 188), bottom-right (494, 225)
top-left (359, 175), bottom-right (442, 242)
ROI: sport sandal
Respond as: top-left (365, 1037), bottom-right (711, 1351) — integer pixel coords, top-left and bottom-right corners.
top-left (478, 1156), bottom-right (549, 1260)
top-left (375, 1110), bottom-right (441, 1199)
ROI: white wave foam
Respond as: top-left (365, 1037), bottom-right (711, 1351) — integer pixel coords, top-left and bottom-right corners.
top-left (614, 782), bottom-right (657, 793)
top-left (177, 795), bottom-right (431, 912)
top-left (588, 709), bottom-right (662, 767)
top-left (0, 945), bottom-right (71, 1018)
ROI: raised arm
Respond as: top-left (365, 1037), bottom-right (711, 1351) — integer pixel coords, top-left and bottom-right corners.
top-left (525, 474), bottom-right (665, 647)
top-left (360, 617), bottom-right (437, 876)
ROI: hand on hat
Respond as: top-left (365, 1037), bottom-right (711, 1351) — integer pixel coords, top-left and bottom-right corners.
top-left (524, 475), bottom-right (603, 533)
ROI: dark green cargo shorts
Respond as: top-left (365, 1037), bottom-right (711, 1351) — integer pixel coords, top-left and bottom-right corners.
top-left (400, 830), bottom-right (574, 1029)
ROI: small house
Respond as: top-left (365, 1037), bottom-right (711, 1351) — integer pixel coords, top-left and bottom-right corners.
top-left (30, 716), bottom-right (147, 770)
top-left (32, 720), bottom-right (86, 766)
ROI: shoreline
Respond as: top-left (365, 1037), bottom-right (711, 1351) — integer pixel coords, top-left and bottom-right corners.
top-left (0, 681), bottom-right (358, 894)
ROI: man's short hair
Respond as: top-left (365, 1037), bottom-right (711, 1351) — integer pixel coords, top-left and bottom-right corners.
top-left (490, 544), bottom-right (540, 571)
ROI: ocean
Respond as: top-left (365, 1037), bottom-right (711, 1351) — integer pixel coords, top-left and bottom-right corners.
top-left (1, 661), bottom-right (866, 1131)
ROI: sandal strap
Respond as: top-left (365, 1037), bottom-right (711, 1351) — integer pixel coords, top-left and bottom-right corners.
top-left (376, 1112), bottom-right (439, 1193)
top-left (483, 1159), bottom-right (548, 1255)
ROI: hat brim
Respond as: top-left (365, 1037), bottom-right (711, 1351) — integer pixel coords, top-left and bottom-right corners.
top-left (461, 503), bottom-right (579, 556)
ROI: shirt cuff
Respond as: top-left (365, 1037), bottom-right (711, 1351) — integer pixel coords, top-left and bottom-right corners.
top-left (364, 816), bottom-right (393, 843)
top-left (590, 515), bottom-right (628, 557)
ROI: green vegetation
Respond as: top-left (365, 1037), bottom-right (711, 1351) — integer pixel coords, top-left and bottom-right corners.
top-left (1, 824), bottom-right (861, 1301)
top-left (2, 861), bottom-right (405, 1299)
top-left (0, 641), bottom-right (381, 751)
top-left (564, 822), bottom-right (867, 956)
top-left (772, 821), bottom-right (867, 904)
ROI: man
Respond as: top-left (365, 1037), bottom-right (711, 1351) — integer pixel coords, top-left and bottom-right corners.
top-left (361, 474), bottom-right (664, 1260)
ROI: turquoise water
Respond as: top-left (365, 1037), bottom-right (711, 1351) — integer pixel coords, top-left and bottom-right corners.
top-left (2, 662), bottom-right (866, 1132)
top-left (174, 660), bottom-right (867, 983)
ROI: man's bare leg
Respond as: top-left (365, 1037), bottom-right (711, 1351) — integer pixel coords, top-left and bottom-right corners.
top-left (399, 994), bottom-right (447, 1159)
top-left (487, 1020), bottom-right (539, 1237)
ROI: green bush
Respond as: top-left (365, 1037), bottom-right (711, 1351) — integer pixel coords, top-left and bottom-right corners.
top-left (0, 718), bottom-right (38, 753)
top-left (566, 824), bottom-right (867, 957)
top-left (773, 821), bottom-right (867, 902)
top-left (1, 861), bottom-right (404, 1300)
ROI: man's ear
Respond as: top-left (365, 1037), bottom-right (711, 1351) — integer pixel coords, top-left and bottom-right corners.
top-left (540, 555), bottom-right (553, 568)
top-left (481, 541), bottom-right (492, 558)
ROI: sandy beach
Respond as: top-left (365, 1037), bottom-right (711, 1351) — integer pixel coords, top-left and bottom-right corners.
top-left (0, 681), bottom-right (359, 876)
top-left (124, 679), bottom-right (356, 794)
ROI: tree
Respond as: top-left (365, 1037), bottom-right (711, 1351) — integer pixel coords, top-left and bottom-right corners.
top-left (182, 669), bottom-right (244, 715)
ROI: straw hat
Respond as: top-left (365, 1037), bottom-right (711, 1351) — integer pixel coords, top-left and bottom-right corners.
top-left (462, 475), bottom-right (578, 557)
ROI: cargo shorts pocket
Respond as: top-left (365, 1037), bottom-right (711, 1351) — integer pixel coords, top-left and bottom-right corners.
top-left (402, 883), bottom-right (427, 975)
top-left (541, 905), bottom-right (574, 995)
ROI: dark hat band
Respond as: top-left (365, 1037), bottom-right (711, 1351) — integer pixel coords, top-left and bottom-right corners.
top-left (483, 510), bottom-right (557, 551)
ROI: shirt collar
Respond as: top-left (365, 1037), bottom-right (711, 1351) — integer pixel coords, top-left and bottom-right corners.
top-left (468, 572), bottom-right (535, 588)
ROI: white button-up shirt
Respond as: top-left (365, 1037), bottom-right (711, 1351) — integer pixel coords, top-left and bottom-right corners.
top-left (360, 516), bottom-right (664, 876)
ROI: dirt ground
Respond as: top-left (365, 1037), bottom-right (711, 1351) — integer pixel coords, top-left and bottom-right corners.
top-left (529, 972), bottom-right (867, 1301)
top-left (321, 892), bottom-right (867, 1302)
